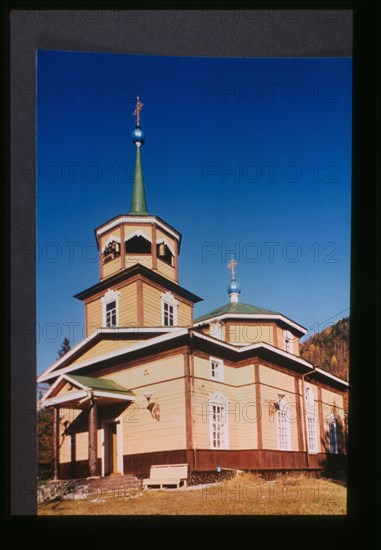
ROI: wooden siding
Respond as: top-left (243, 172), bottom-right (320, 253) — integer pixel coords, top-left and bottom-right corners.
top-left (121, 379), bottom-right (186, 454)
top-left (100, 353), bottom-right (184, 389)
top-left (86, 298), bottom-right (103, 336)
top-left (259, 365), bottom-right (301, 452)
top-left (119, 282), bottom-right (138, 327)
top-left (156, 257), bottom-right (176, 281)
top-left (125, 255), bottom-right (153, 270)
top-left (226, 322), bottom-right (275, 346)
top-left (124, 223), bottom-right (153, 241)
top-left (99, 227), bottom-right (124, 280)
top-left (141, 280), bottom-right (192, 327)
top-left (275, 325), bottom-right (300, 356)
top-left (67, 338), bottom-right (141, 368)
top-left (193, 354), bottom-right (254, 386)
top-left (58, 449), bottom-right (347, 478)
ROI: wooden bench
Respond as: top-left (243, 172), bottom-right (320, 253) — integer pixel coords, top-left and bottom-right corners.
top-left (143, 464), bottom-right (188, 489)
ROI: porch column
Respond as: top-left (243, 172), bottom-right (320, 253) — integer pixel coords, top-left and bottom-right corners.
top-left (88, 398), bottom-right (98, 477)
top-left (52, 406), bottom-right (60, 480)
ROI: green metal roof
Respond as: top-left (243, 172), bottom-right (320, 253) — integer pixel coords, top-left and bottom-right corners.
top-left (194, 302), bottom-right (281, 323)
top-left (68, 374), bottom-right (134, 395)
top-left (129, 145), bottom-right (148, 215)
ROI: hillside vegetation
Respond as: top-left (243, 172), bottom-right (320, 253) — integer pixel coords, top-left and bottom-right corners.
top-left (300, 317), bottom-right (349, 381)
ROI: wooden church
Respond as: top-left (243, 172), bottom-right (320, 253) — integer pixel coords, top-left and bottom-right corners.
top-left (38, 99), bottom-right (348, 480)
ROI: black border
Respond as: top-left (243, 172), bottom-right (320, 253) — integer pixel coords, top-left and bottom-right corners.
top-left (5, 1), bottom-right (380, 545)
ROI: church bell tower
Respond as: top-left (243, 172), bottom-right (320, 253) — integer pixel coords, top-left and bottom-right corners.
top-left (75, 98), bottom-right (202, 335)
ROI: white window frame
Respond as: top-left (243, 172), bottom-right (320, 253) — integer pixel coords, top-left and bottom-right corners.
top-left (161, 292), bottom-right (178, 326)
top-left (101, 289), bottom-right (120, 328)
top-left (305, 386), bottom-right (318, 453)
top-left (327, 413), bottom-right (338, 454)
top-left (208, 391), bottom-right (229, 450)
top-left (284, 330), bottom-right (294, 353)
top-left (210, 357), bottom-right (224, 382)
top-left (276, 396), bottom-right (291, 450)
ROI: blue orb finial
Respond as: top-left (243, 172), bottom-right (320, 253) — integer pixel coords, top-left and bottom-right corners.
top-left (132, 127), bottom-right (145, 146)
top-left (227, 279), bottom-right (241, 296)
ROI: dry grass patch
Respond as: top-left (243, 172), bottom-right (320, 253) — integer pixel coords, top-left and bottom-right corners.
top-left (38, 473), bottom-right (346, 515)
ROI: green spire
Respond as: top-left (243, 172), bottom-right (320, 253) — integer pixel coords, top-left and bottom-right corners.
top-left (129, 97), bottom-right (148, 215)
top-left (129, 144), bottom-right (148, 215)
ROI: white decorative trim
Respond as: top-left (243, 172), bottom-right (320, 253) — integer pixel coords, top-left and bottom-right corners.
top-left (284, 330), bottom-right (294, 353)
top-left (210, 357), bottom-right (224, 382)
top-left (42, 390), bottom-right (88, 407)
top-left (38, 328), bottom-right (349, 389)
top-left (125, 230), bottom-right (152, 243)
top-left (304, 386), bottom-right (315, 411)
top-left (37, 328), bottom-right (185, 382)
top-left (161, 292), bottom-right (178, 326)
top-left (100, 289), bottom-right (120, 304)
top-left (314, 368), bottom-right (349, 386)
top-left (101, 289), bottom-right (120, 328)
top-left (156, 238), bottom-right (175, 257)
top-left (306, 411), bottom-right (319, 453)
top-left (208, 391), bottom-right (229, 450)
top-left (102, 235), bottom-right (121, 252)
top-left (194, 313), bottom-right (307, 335)
top-left (276, 396), bottom-right (291, 451)
top-left (38, 329), bottom-right (189, 382)
top-left (101, 417), bottom-right (125, 477)
top-left (96, 216), bottom-right (180, 241)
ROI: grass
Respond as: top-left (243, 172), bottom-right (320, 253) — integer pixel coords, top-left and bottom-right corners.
top-left (38, 473), bottom-right (346, 515)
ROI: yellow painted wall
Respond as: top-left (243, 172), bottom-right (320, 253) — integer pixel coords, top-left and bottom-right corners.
top-left (157, 257), bottom-right (176, 281)
top-left (86, 298), bottom-right (103, 335)
top-left (121, 378), bottom-right (186, 454)
top-left (119, 282), bottom-right (138, 327)
top-left (227, 323), bottom-right (275, 346)
top-left (104, 354), bottom-right (184, 388)
top-left (192, 378), bottom-right (239, 450)
top-left (59, 355), bottom-right (187, 464)
top-left (59, 408), bottom-right (102, 464)
top-left (124, 224), bottom-right (153, 241)
top-left (275, 326), bottom-right (300, 356)
top-left (259, 365), bottom-right (300, 451)
top-left (67, 339), bottom-right (141, 368)
top-left (141, 281), bottom-right (192, 327)
top-left (99, 228), bottom-right (124, 280)
top-left (125, 256), bottom-right (153, 270)
top-left (193, 355), bottom-right (254, 387)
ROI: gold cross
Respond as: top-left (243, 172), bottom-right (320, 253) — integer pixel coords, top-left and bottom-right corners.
top-left (133, 96), bottom-right (144, 126)
top-left (227, 256), bottom-right (238, 279)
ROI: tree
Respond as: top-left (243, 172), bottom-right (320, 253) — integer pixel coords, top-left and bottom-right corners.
top-left (57, 337), bottom-right (71, 359)
top-left (37, 407), bottom-right (53, 477)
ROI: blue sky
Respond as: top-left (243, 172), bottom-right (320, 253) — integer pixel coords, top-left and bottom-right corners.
top-left (37, 51), bottom-right (352, 375)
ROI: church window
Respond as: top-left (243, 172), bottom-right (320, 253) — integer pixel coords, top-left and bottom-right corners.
top-left (327, 414), bottom-right (338, 454)
top-left (305, 387), bottom-right (318, 453)
top-left (284, 330), bottom-right (294, 353)
top-left (210, 357), bottom-right (224, 382)
top-left (125, 234), bottom-right (151, 254)
top-left (101, 289), bottom-right (120, 328)
top-left (161, 292), bottom-right (178, 326)
top-left (276, 396), bottom-right (291, 450)
top-left (208, 391), bottom-right (229, 449)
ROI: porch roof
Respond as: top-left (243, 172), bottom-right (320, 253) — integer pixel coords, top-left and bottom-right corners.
top-left (41, 373), bottom-right (135, 409)
top-left (68, 374), bottom-right (134, 395)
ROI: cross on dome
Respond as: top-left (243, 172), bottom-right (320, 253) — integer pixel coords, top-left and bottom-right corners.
top-left (133, 97), bottom-right (144, 127)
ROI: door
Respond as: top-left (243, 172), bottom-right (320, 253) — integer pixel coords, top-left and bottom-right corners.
top-left (104, 422), bottom-right (119, 476)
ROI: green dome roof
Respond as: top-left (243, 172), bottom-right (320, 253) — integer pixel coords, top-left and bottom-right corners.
top-left (194, 302), bottom-right (280, 323)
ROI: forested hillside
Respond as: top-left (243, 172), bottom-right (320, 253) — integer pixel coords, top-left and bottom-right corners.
top-left (300, 317), bottom-right (349, 381)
